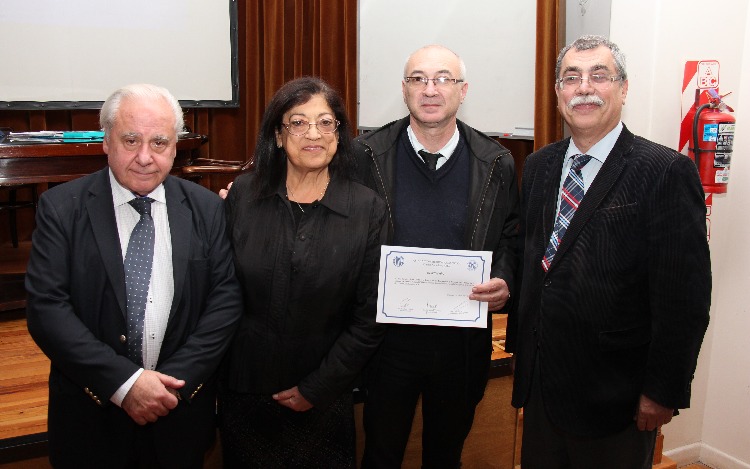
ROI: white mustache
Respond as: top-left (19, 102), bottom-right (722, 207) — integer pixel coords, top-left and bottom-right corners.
top-left (568, 95), bottom-right (604, 108)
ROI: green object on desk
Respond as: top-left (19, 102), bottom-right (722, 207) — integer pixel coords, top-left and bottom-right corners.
top-left (62, 131), bottom-right (104, 142)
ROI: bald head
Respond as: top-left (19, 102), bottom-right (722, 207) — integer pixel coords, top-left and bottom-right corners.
top-left (404, 45), bottom-right (466, 81)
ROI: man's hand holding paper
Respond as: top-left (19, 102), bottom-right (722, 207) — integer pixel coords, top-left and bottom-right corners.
top-left (470, 277), bottom-right (510, 312)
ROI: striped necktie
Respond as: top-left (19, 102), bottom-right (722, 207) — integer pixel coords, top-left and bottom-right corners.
top-left (541, 154), bottom-right (592, 271)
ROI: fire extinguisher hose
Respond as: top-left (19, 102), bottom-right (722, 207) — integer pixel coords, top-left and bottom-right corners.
top-left (692, 103), bottom-right (712, 170)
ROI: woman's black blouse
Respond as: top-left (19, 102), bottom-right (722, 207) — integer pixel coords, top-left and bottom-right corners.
top-left (223, 171), bottom-right (388, 408)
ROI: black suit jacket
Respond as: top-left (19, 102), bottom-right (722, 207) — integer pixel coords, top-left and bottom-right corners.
top-left (508, 125), bottom-right (711, 438)
top-left (26, 168), bottom-right (242, 468)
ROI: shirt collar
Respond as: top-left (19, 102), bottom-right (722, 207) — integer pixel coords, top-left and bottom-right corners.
top-left (407, 124), bottom-right (460, 157)
top-left (109, 168), bottom-right (166, 207)
top-left (565, 121), bottom-right (623, 164)
top-left (273, 174), bottom-right (350, 217)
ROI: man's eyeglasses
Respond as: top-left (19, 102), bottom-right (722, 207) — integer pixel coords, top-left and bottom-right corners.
top-left (557, 74), bottom-right (622, 90)
top-left (281, 118), bottom-right (340, 136)
top-left (404, 77), bottom-right (465, 88)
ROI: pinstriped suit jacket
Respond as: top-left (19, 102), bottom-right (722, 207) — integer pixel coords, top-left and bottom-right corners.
top-left (508, 125), bottom-right (711, 438)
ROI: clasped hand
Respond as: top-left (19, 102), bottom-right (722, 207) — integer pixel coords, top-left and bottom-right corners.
top-left (122, 370), bottom-right (185, 425)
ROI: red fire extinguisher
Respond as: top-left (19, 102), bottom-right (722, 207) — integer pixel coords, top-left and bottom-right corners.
top-left (688, 88), bottom-right (735, 193)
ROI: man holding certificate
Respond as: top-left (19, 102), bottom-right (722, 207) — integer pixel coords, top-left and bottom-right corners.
top-left (354, 44), bottom-right (520, 468)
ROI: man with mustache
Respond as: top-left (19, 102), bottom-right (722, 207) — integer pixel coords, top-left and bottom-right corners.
top-left (507, 35), bottom-right (711, 468)
top-left (353, 44), bottom-right (520, 468)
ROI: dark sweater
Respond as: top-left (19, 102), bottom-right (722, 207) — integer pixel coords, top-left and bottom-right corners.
top-left (392, 130), bottom-right (470, 250)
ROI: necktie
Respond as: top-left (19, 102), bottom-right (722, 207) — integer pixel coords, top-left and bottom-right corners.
top-left (124, 197), bottom-right (155, 366)
top-left (541, 154), bottom-right (592, 271)
top-left (418, 150), bottom-right (442, 171)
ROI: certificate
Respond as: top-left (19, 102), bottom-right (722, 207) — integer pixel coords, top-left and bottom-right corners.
top-left (376, 245), bottom-right (492, 328)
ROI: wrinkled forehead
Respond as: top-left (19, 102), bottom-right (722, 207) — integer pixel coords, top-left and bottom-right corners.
top-left (561, 45), bottom-right (616, 74)
top-left (116, 96), bottom-right (177, 133)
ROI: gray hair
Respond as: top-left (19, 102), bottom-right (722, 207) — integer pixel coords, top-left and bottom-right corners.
top-left (403, 44), bottom-right (467, 81)
top-left (555, 35), bottom-right (627, 87)
top-left (100, 83), bottom-right (184, 137)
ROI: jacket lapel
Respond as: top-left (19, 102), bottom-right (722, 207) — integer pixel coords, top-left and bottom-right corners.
top-left (548, 127), bottom-right (634, 271)
top-left (164, 177), bottom-right (191, 320)
top-left (86, 169), bottom-right (127, 317)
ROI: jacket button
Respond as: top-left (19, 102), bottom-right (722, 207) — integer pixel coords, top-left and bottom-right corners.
top-left (544, 279), bottom-right (552, 287)
top-left (119, 335), bottom-right (127, 343)
top-left (299, 234), bottom-right (306, 241)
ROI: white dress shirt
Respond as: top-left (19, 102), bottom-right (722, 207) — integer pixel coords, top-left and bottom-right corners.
top-left (407, 124), bottom-right (460, 170)
top-left (108, 170), bottom-right (174, 406)
top-left (556, 121), bottom-right (624, 215)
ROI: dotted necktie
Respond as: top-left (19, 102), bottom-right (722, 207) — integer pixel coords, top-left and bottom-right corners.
top-left (541, 154), bottom-right (592, 271)
top-left (124, 197), bottom-right (155, 367)
top-left (418, 150), bottom-right (442, 171)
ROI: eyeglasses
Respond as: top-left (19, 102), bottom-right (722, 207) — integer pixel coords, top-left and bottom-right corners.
top-left (281, 118), bottom-right (340, 136)
top-left (404, 76), bottom-right (465, 88)
top-left (557, 74), bottom-right (622, 89)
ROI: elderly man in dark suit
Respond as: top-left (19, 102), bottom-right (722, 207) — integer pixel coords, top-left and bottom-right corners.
top-left (508, 36), bottom-right (711, 468)
top-left (25, 83), bottom-right (242, 468)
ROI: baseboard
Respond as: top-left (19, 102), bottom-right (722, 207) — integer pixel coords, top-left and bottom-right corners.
top-left (665, 443), bottom-right (702, 466)
top-left (665, 442), bottom-right (750, 469)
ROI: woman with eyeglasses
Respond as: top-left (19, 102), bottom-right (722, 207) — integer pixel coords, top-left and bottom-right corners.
top-left (218, 76), bottom-right (387, 468)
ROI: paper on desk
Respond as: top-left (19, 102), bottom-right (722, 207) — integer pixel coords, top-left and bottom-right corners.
top-left (7, 131), bottom-right (104, 143)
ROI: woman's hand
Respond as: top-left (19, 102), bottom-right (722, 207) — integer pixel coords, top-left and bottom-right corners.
top-left (218, 181), bottom-right (233, 199)
top-left (273, 386), bottom-right (313, 412)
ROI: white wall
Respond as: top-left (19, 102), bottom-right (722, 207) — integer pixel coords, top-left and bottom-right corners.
top-left (565, 0), bottom-right (611, 45)
top-left (610, 0), bottom-right (750, 466)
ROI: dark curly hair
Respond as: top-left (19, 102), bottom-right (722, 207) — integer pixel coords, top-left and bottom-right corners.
top-left (251, 76), bottom-right (355, 198)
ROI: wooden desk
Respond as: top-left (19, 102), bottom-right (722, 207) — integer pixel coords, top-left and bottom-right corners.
top-left (0, 134), bottom-right (207, 185)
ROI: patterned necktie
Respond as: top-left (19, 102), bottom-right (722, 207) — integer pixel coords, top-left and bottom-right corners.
top-left (418, 150), bottom-right (442, 171)
top-left (124, 197), bottom-right (155, 366)
top-left (541, 154), bottom-right (592, 271)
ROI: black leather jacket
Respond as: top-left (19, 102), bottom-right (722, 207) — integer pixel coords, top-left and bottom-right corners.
top-left (353, 116), bottom-right (520, 294)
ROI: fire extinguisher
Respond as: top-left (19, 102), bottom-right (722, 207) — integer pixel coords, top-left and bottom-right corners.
top-left (689, 88), bottom-right (735, 193)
